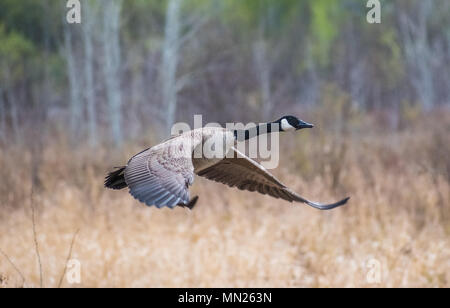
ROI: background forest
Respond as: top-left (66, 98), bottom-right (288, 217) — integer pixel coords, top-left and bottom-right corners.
top-left (0, 0), bottom-right (449, 288)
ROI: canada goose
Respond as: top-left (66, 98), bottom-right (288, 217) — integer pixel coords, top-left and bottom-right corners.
top-left (105, 115), bottom-right (350, 210)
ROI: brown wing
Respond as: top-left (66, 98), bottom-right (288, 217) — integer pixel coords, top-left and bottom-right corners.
top-left (124, 140), bottom-right (195, 209)
top-left (197, 147), bottom-right (349, 210)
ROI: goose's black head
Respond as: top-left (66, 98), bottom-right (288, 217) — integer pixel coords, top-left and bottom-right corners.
top-left (274, 115), bottom-right (314, 132)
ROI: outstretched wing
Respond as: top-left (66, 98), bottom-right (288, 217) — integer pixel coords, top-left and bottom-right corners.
top-left (197, 147), bottom-right (349, 210)
top-left (124, 140), bottom-right (196, 209)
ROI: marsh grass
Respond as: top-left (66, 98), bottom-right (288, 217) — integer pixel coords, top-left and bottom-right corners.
top-left (0, 111), bottom-right (449, 288)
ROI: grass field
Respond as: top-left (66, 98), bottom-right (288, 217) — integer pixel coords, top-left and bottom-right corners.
top-left (0, 111), bottom-right (449, 288)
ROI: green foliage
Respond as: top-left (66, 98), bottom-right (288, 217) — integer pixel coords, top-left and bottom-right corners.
top-left (309, 0), bottom-right (340, 67)
top-left (378, 28), bottom-right (404, 89)
top-left (0, 23), bottom-right (35, 83)
top-left (0, 0), bottom-right (62, 50)
top-left (221, 0), bottom-right (302, 39)
top-left (123, 0), bottom-right (167, 42)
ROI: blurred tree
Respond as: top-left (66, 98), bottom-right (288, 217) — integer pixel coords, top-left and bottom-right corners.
top-left (162, 0), bottom-right (212, 132)
top-left (221, 0), bottom-right (304, 118)
top-left (102, 0), bottom-right (123, 146)
top-left (82, 0), bottom-right (98, 147)
top-left (63, 17), bottom-right (82, 139)
top-left (162, 0), bottom-right (182, 133)
top-left (309, 0), bottom-right (339, 68)
top-left (397, 0), bottom-right (438, 110)
top-left (0, 23), bottom-right (35, 142)
top-left (0, 0), bottom-right (449, 145)
top-left (0, 83), bottom-right (5, 142)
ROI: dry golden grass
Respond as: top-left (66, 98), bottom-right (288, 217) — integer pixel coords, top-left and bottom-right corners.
top-left (0, 112), bottom-right (449, 288)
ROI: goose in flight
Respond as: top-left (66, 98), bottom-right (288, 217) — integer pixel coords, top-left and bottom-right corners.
top-left (105, 115), bottom-right (350, 210)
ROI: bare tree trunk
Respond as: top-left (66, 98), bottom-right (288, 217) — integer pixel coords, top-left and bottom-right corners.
top-left (162, 0), bottom-right (182, 133)
top-left (7, 88), bottom-right (20, 143)
top-left (63, 20), bottom-right (82, 138)
top-left (129, 52), bottom-right (145, 136)
top-left (28, 0), bottom-right (52, 189)
top-left (83, 0), bottom-right (98, 147)
top-left (102, 0), bottom-right (123, 146)
top-left (299, 40), bottom-right (320, 107)
top-left (253, 4), bottom-right (275, 120)
top-left (0, 86), bottom-right (5, 142)
top-left (40, 0), bottom-right (51, 121)
top-left (398, 0), bottom-right (435, 110)
top-left (253, 39), bottom-right (272, 120)
top-left (345, 21), bottom-right (366, 111)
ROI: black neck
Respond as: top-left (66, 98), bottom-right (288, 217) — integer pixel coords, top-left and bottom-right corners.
top-left (233, 122), bottom-right (280, 141)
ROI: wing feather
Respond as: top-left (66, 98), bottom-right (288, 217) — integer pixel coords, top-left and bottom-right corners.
top-left (197, 147), bottom-right (349, 210)
top-left (124, 138), bottom-right (198, 208)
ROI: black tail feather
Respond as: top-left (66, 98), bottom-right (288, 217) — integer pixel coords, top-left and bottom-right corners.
top-left (105, 167), bottom-right (127, 190)
top-left (178, 196), bottom-right (199, 210)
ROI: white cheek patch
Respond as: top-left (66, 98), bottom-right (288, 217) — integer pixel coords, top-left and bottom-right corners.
top-left (281, 119), bottom-right (296, 131)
